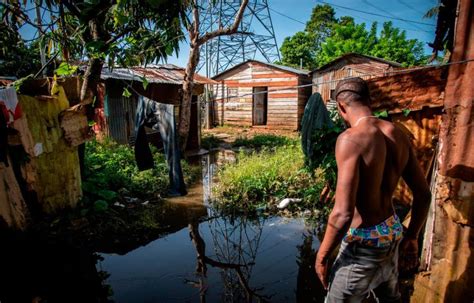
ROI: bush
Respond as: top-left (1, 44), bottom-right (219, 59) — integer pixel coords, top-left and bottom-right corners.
top-left (233, 134), bottom-right (297, 149)
top-left (201, 134), bottom-right (225, 150)
top-left (83, 140), bottom-right (199, 202)
top-left (214, 143), bottom-right (327, 213)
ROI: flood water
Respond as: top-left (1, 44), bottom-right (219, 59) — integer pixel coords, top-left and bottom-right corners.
top-left (0, 151), bottom-right (326, 303)
top-left (98, 150), bottom-right (326, 302)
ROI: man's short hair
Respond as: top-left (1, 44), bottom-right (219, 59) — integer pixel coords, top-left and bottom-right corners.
top-left (334, 77), bottom-right (370, 105)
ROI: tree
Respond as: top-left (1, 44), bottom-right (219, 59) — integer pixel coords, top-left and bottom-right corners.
top-left (304, 4), bottom-right (337, 49)
top-left (317, 20), bottom-right (377, 67)
top-left (279, 31), bottom-right (317, 70)
top-left (178, 0), bottom-right (248, 148)
top-left (317, 20), bottom-right (428, 67)
top-left (371, 21), bottom-right (428, 67)
top-left (1, 0), bottom-right (186, 104)
top-left (0, 23), bottom-right (41, 78)
top-left (279, 4), bottom-right (336, 69)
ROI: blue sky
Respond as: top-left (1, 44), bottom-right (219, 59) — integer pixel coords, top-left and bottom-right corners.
top-left (166, 0), bottom-right (437, 69)
top-left (20, 0), bottom-right (437, 70)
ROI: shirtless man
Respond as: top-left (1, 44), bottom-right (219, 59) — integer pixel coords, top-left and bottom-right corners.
top-left (315, 78), bottom-right (431, 302)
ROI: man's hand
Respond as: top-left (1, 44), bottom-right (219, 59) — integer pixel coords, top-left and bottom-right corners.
top-left (315, 254), bottom-right (330, 290)
top-left (399, 237), bottom-right (419, 271)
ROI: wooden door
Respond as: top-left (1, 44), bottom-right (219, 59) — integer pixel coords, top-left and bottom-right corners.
top-left (253, 87), bottom-right (267, 125)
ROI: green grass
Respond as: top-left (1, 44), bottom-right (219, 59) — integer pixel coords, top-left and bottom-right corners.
top-left (214, 142), bottom-right (329, 215)
top-left (232, 134), bottom-right (297, 149)
top-left (83, 139), bottom-right (200, 204)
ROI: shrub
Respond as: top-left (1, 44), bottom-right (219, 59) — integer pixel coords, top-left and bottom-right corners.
top-left (201, 134), bottom-right (225, 150)
top-left (214, 143), bottom-right (327, 213)
top-left (232, 134), bottom-right (297, 149)
top-left (83, 139), bottom-right (199, 202)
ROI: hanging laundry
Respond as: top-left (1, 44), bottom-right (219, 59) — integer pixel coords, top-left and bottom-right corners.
top-left (0, 87), bottom-right (22, 125)
top-left (134, 95), bottom-right (187, 196)
top-left (300, 93), bottom-right (334, 167)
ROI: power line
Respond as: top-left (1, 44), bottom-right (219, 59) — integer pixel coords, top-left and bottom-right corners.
top-left (270, 3), bottom-right (431, 36)
top-left (396, 0), bottom-right (427, 16)
top-left (361, 0), bottom-right (428, 33)
top-left (318, 0), bottom-right (436, 27)
top-left (268, 7), bottom-right (306, 26)
top-left (212, 58), bottom-right (474, 102)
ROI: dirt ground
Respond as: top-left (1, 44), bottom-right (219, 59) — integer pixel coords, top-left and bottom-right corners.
top-left (202, 125), bottom-right (299, 143)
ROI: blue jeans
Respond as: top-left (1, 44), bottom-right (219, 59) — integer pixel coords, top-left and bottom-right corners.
top-left (325, 240), bottom-right (401, 303)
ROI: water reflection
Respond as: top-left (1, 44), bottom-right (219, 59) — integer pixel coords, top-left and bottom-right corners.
top-left (0, 150), bottom-right (326, 302)
top-left (99, 215), bottom-right (324, 302)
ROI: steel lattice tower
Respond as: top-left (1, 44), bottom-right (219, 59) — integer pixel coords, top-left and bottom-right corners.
top-left (198, 0), bottom-right (280, 77)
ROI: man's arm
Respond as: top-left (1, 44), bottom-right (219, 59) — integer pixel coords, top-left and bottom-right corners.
top-left (315, 134), bottom-right (360, 288)
top-left (402, 145), bottom-right (432, 239)
top-left (400, 141), bottom-right (431, 270)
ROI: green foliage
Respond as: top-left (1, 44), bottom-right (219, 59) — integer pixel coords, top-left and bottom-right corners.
top-left (279, 2), bottom-right (429, 70)
top-left (55, 62), bottom-right (78, 77)
top-left (0, 24), bottom-right (41, 78)
top-left (201, 134), bottom-right (224, 150)
top-left (279, 31), bottom-right (317, 70)
top-left (83, 139), bottom-right (199, 202)
top-left (370, 22), bottom-right (428, 67)
top-left (232, 134), bottom-right (297, 149)
top-left (318, 21), bottom-right (428, 67)
top-left (317, 20), bottom-right (377, 67)
top-left (214, 142), bottom-right (331, 217)
top-left (279, 4), bottom-right (336, 69)
top-left (308, 125), bottom-right (342, 189)
top-left (374, 110), bottom-right (389, 118)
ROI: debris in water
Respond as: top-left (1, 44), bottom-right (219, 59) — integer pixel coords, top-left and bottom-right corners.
top-left (277, 198), bottom-right (302, 209)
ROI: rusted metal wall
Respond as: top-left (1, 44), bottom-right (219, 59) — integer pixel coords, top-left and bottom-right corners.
top-left (366, 67), bottom-right (447, 207)
top-left (412, 0), bottom-right (474, 301)
top-left (312, 56), bottom-right (398, 101)
top-left (212, 61), bottom-right (310, 130)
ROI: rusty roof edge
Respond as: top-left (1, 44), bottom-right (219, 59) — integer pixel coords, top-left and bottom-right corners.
top-left (101, 66), bottom-right (217, 85)
top-left (310, 53), bottom-right (403, 74)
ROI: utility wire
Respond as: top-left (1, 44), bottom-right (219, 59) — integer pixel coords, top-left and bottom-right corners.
top-left (268, 7), bottom-right (306, 26)
top-left (317, 0), bottom-right (436, 27)
top-left (212, 58), bottom-right (474, 102)
top-left (361, 0), bottom-right (429, 33)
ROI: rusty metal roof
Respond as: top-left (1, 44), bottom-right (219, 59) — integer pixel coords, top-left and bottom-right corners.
top-left (311, 53), bottom-right (402, 74)
top-left (101, 64), bottom-right (217, 85)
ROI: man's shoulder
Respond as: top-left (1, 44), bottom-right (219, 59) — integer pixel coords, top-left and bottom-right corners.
top-left (336, 129), bottom-right (365, 151)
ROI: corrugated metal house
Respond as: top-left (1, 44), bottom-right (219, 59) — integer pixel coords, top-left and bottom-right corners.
top-left (211, 60), bottom-right (312, 130)
top-left (311, 53), bottom-right (401, 106)
top-left (98, 65), bottom-right (216, 150)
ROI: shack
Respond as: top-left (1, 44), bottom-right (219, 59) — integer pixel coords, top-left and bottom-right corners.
top-left (98, 65), bottom-right (216, 150)
top-left (211, 60), bottom-right (312, 130)
top-left (311, 53), bottom-right (401, 106)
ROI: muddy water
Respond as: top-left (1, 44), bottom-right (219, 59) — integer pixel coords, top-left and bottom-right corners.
top-left (97, 151), bottom-right (326, 302)
top-left (0, 151), bottom-right (325, 303)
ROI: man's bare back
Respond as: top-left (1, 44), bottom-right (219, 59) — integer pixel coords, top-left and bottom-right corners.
top-left (339, 117), bottom-right (410, 228)
top-left (315, 78), bottom-right (431, 299)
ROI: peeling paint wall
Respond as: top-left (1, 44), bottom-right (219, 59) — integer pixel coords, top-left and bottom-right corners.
top-left (412, 0), bottom-right (474, 301)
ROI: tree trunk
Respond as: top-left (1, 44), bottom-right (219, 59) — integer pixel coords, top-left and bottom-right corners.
top-left (80, 16), bottom-right (108, 105)
top-left (178, 40), bottom-right (200, 150)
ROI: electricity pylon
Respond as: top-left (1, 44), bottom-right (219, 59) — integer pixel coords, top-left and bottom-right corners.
top-left (198, 0), bottom-right (280, 77)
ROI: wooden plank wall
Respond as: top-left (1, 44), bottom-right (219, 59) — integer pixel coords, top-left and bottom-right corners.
top-left (312, 58), bottom-right (395, 103)
top-left (212, 61), bottom-right (308, 130)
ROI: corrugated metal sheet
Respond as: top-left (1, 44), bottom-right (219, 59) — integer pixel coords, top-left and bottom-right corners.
top-left (101, 64), bottom-right (217, 85)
